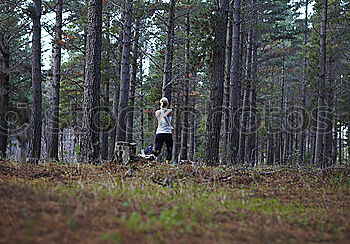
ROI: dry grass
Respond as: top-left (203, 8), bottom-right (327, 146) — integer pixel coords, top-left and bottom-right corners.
top-left (0, 160), bottom-right (349, 243)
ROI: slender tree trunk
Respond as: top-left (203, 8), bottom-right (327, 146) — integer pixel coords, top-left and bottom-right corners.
top-left (338, 124), bottom-right (343, 163)
top-left (250, 27), bottom-right (257, 165)
top-left (28, 0), bottom-right (42, 163)
top-left (222, 15), bottom-right (232, 163)
top-left (332, 119), bottom-right (337, 163)
top-left (239, 29), bottom-right (253, 163)
top-left (126, 18), bottom-right (140, 143)
top-left (267, 134), bottom-right (274, 165)
top-left (172, 93), bottom-right (181, 164)
top-left (0, 40), bottom-right (9, 159)
top-left (180, 10), bottom-right (190, 160)
top-left (205, 0), bottom-right (229, 165)
top-left (280, 53), bottom-right (286, 164)
top-left (188, 73), bottom-right (197, 161)
top-left (117, 0), bottom-right (133, 142)
top-left (325, 51), bottom-right (334, 166)
top-left (300, 0), bottom-right (309, 163)
top-left (80, 0), bottom-right (102, 164)
top-left (162, 0), bottom-right (176, 100)
top-left (101, 78), bottom-right (110, 160)
top-left (101, 9), bottom-right (111, 160)
top-left (228, 0), bottom-right (241, 165)
top-left (315, 0), bottom-right (328, 167)
top-left (139, 56), bottom-right (144, 148)
top-left (311, 106), bottom-right (317, 164)
top-left (48, 0), bottom-right (62, 161)
top-left (109, 28), bottom-right (123, 158)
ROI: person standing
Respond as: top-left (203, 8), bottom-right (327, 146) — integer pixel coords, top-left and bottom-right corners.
top-left (153, 97), bottom-right (173, 162)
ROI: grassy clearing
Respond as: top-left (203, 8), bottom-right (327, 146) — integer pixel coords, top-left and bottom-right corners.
top-left (0, 160), bottom-right (349, 243)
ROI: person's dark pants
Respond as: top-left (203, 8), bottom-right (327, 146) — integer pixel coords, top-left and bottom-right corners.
top-left (154, 133), bottom-right (173, 160)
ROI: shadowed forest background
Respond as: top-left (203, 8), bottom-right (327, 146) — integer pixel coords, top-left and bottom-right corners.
top-left (0, 1), bottom-right (350, 243)
top-left (0, 0), bottom-right (349, 166)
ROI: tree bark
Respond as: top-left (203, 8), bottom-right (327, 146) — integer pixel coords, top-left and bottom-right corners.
top-left (249, 27), bottom-right (257, 166)
top-left (48, 0), bottom-right (62, 161)
top-left (228, 0), bottom-right (241, 165)
top-left (80, 0), bottom-right (102, 164)
top-left (188, 72), bottom-right (197, 162)
top-left (162, 0), bottom-right (176, 101)
top-left (325, 47), bottom-right (335, 166)
top-left (299, 0), bottom-right (309, 163)
top-left (101, 76), bottom-right (110, 160)
top-left (116, 0), bottom-right (133, 142)
top-left (139, 56), bottom-right (144, 148)
top-left (28, 0), bottom-right (42, 163)
top-left (222, 15), bottom-right (232, 163)
top-left (101, 8), bottom-right (111, 160)
top-left (109, 26), bottom-right (123, 158)
top-left (180, 9), bottom-right (191, 161)
top-left (280, 50), bottom-right (286, 164)
top-left (338, 124), bottom-right (343, 163)
top-left (126, 18), bottom-right (140, 143)
top-left (239, 29), bottom-right (253, 163)
top-left (0, 38), bottom-right (10, 159)
top-left (315, 0), bottom-right (328, 166)
top-left (205, 0), bottom-right (229, 166)
top-left (172, 102), bottom-right (181, 164)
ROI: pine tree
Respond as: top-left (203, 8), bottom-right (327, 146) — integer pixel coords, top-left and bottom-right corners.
top-left (28, 0), bottom-right (43, 163)
top-left (47, 0), bottom-right (63, 161)
top-left (80, 0), bottom-right (103, 164)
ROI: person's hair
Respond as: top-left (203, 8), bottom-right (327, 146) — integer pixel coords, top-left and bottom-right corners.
top-left (160, 97), bottom-right (169, 108)
top-left (161, 100), bottom-right (168, 108)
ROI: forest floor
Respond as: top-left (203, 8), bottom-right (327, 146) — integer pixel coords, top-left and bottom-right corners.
top-left (0, 159), bottom-right (349, 244)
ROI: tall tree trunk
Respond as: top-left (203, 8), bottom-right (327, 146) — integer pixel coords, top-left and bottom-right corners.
top-left (48, 0), bottom-right (62, 161)
top-left (222, 15), bottom-right (232, 163)
top-left (299, 0), bottom-right (309, 163)
top-left (80, 0), bottom-right (102, 164)
top-left (109, 27), bottom-right (123, 158)
top-left (280, 52), bottom-right (286, 164)
top-left (325, 48), bottom-right (335, 166)
top-left (250, 27), bottom-right (257, 166)
top-left (338, 124), bottom-right (343, 163)
top-left (162, 0), bottom-right (176, 100)
top-left (117, 0), bottom-right (133, 142)
top-left (228, 0), bottom-right (241, 165)
top-left (311, 106), bottom-right (317, 164)
top-left (139, 56), bottom-right (144, 148)
top-left (101, 5), bottom-right (112, 160)
top-left (315, 0), bottom-right (328, 166)
top-left (180, 9), bottom-right (190, 160)
top-left (239, 29), bottom-right (253, 163)
top-left (172, 100), bottom-right (181, 164)
top-left (28, 0), bottom-right (42, 163)
top-left (188, 72), bottom-right (197, 161)
top-left (0, 39), bottom-right (9, 159)
top-left (267, 134), bottom-right (274, 165)
top-left (332, 119), bottom-right (337, 163)
top-left (101, 76), bottom-right (110, 160)
top-left (205, 0), bottom-right (228, 166)
top-left (126, 18), bottom-right (140, 143)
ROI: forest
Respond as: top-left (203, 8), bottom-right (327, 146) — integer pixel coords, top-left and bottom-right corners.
top-left (0, 0), bottom-right (349, 243)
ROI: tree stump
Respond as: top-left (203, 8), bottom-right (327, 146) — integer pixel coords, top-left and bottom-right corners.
top-left (113, 141), bottom-right (136, 164)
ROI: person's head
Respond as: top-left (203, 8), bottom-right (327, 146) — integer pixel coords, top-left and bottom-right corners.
top-left (160, 97), bottom-right (169, 108)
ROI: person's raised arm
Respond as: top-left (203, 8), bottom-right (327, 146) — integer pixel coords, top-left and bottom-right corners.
top-left (163, 113), bottom-right (174, 130)
top-left (163, 108), bottom-right (172, 117)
